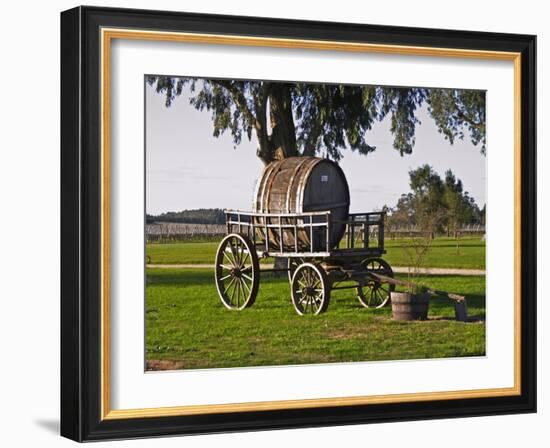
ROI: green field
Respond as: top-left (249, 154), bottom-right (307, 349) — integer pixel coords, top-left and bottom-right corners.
top-left (146, 268), bottom-right (485, 370)
top-left (146, 236), bottom-right (486, 269)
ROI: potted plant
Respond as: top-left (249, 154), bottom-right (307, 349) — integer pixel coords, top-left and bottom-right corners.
top-left (391, 286), bottom-right (430, 321)
top-left (391, 227), bottom-right (434, 321)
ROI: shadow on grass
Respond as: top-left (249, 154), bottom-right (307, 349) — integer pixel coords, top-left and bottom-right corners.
top-left (428, 315), bottom-right (486, 323)
top-left (146, 268), bottom-right (291, 288)
top-left (430, 293), bottom-right (486, 305)
top-left (146, 270), bottom-right (486, 321)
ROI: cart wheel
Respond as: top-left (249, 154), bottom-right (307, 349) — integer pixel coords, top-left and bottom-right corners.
top-left (215, 234), bottom-right (259, 310)
top-left (356, 257), bottom-right (394, 308)
top-left (287, 257), bottom-right (306, 283)
top-left (291, 263), bottom-right (330, 315)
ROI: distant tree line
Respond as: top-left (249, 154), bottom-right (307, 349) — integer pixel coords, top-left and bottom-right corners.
top-left (384, 164), bottom-right (485, 238)
top-left (146, 208), bottom-right (226, 225)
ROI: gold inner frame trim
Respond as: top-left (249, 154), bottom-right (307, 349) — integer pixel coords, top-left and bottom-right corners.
top-left (100, 27), bottom-right (522, 421)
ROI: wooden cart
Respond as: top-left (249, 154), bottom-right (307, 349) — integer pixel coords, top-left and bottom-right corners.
top-left (214, 209), bottom-right (395, 315)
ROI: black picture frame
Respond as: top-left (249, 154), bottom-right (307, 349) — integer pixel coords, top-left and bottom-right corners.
top-left (61, 5), bottom-right (536, 442)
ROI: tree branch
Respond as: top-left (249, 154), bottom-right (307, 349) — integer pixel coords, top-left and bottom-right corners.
top-left (215, 80), bottom-right (256, 126)
top-left (301, 118), bottom-right (322, 156)
top-left (453, 101), bottom-right (483, 128)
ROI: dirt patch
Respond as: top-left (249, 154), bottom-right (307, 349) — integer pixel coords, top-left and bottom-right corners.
top-left (146, 359), bottom-right (186, 371)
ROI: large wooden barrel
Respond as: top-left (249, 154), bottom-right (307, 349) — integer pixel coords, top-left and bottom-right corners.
top-left (253, 157), bottom-right (350, 251)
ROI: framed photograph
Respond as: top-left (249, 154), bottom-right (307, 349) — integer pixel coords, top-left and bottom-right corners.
top-left (60, 6), bottom-right (536, 441)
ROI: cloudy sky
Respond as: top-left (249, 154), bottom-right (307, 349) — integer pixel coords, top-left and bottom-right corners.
top-left (145, 81), bottom-right (486, 215)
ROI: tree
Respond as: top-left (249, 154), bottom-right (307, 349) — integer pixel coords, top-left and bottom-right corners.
top-left (388, 165), bottom-right (482, 238)
top-left (444, 170), bottom-right (465, 237)
top-left (147, 77), bottom-right (486, 164)
top-left (408, 165), bottom-right (447, 238)
top-left (387, 193), bottom-right (414, 231)
top-left (443, 170), bottom-right (480, 238)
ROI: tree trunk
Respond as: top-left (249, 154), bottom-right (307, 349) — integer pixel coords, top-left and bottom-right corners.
top-left (252, 83), bottom-right (303, 165)
top-left (252, 83), bottom-right (301, 165)
top-left (269, 84), bottom-right (298, 158)
top-left (265, 85), bottom-right (298, 269)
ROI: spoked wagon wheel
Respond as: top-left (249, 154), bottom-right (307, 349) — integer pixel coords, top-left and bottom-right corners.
top-left (287, 257), bottom-right (306, 283)
top-left (356, 257), bottom-right (395, 308)
top-left (290, 263), bottom-right (330, 315)
top-left (215, 233), bottom-right (259, 310)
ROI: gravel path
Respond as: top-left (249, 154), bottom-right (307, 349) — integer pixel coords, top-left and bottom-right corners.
top-left (146, 264), bottom-right (485, 276)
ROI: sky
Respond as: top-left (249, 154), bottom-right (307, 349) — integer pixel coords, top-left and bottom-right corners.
top-left (145, 81), bottom-right (486, 215)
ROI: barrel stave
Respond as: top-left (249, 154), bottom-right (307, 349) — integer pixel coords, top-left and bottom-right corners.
top-left (252, 157), bottom-right (350, 252)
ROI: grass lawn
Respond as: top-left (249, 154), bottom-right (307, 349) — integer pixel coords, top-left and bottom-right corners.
top-left (384, 237), bottom-right (485, 269)
top-left (146, 236), bottom-right (485, 269)
top-left (145, 268), bottom-right (485, 370)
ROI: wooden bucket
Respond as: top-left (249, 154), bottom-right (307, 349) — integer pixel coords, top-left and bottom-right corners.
top-left (390, 292), bottom-right (430, 321)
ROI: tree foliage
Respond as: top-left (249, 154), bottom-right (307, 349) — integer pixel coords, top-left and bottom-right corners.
top-left (427, 89), bottom-right (486, 154)
top-left (387, 165), bottom-right (482, 236)
top-left (147, 76), bottom-right (486, 164)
